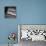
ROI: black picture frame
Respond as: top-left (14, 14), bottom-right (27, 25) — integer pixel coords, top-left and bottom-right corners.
top-left (5, 6), bottom-right (16, 18)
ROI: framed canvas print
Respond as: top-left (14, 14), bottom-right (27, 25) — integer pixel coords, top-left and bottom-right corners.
top-left (18, 24), bottom-right (46, 46)
top-left (5, 6), bottom-right (16, 18)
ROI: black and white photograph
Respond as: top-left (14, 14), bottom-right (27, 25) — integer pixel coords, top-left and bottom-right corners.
top-left (5, 6), bottom-right (16, 18)
top-left (18, 25), bottom-right (46, 46)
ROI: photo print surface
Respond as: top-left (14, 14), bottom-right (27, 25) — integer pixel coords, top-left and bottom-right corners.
top-left (18, 25), bottom-right (46, 41)
top-left (5, 6), bottom-right (16, 18)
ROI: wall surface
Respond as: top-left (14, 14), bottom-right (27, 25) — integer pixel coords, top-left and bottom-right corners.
top-left (20, 0), bottom-right (46, 24)
top-left (0, 0), bottom-right (46, 44)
